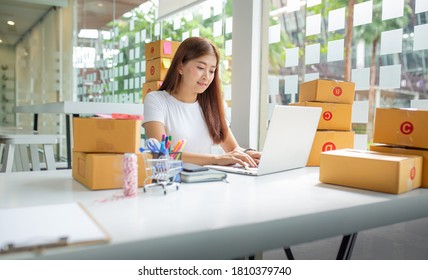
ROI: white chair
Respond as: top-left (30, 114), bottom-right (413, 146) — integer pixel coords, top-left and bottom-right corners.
top-left (0, 133), bottom-right (59, 172)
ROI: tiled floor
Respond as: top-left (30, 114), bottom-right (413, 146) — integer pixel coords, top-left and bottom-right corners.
top-left (262, 217), bottom-right (428, 260)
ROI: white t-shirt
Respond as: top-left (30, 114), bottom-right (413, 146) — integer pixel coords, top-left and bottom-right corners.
top-left (143, 90), bottom-right (214, 154)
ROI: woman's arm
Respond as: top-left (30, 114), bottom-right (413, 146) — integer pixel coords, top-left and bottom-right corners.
top-left (219, 127), bottom-right (262, 167)
top-left (143, 121), bottom-right (256, 166)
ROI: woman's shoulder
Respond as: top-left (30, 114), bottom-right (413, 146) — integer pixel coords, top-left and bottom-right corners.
top-left (145, 90), bottom-right (168, 98)
top-left (144, 90), bottom-right (169, 103)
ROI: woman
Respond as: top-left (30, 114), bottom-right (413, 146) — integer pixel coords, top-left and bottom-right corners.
top-left (143, 37), bottom-right (261, 167)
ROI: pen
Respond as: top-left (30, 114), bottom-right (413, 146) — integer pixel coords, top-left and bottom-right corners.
top-left (175, 140), bottom-right (186, 160)
top-left (160, 134), bottom-right (166, 153)
top-left (171, 140), bottom-right (183, 159)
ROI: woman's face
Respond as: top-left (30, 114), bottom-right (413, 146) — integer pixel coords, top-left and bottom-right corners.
top-left (179, 53), bottom-right (217, 94)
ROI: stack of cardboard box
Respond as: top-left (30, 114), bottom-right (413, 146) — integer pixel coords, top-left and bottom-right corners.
top-left (72, 118), bottom-right (151, 190)
top-left (370, 108), bottom-right (428, 188)
top-left (319, 107), bottom-right (427, 194)
top-left (293, 79), bottom-right (355, 166)
top-left (142, 40), bottom-right (180, 102)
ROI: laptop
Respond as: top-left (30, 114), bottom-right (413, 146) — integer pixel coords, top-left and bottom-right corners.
top-left (205, 105), bottom-right (322, 176)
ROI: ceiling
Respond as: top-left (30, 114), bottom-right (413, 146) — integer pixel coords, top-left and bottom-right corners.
top-left (0, 0), bottom-right (66, 46)
top-left (0, 0), bottom-right (146, 47)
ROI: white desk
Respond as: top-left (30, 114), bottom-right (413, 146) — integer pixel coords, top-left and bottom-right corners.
top-left (1, 167), bottom-right (428, 260)
top-left (15, 101), bottom-right (144, 168)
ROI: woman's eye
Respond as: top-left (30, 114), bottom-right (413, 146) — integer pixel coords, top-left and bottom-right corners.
top-left (197, 66), bottom-right (204, 70)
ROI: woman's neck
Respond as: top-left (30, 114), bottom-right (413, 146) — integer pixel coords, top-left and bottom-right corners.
top-left (172, 87), bottom-right (198, 103)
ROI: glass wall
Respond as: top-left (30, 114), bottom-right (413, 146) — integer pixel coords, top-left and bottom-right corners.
top-left (75, 0), bottom-right (234, 120)
top-left (267, 0), bottom-right (428, 146)
top-left (0, 46), bottom-right (15, 127)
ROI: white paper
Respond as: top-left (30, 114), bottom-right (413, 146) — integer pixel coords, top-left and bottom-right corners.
top-left (416, 0), bottom-right (428, 13)
top-left (307, 0), bottom-right (321, 7)
top-left (213, 0), bottom-right (222, 16)
top-left (288, 0), bottom-right (300, 12)
top-left (225, 17), bottom-right (233, 34)
top-left (411, 100), bottom-right (428, 109)
top-left (135, 77), bottom-right (140, 89)
top-left (202, 4), bottom-right (211, 19)
top-left (141, 61), bottom-right (146, 74)
top-left (380, 29), bottom-right (403, 55)
top-left (351, 68), bottom-right (370, 90)
top-left (306, 14), bottom-right (321, 36)
top-left (225, 39), bottom-right (232, 56)
top-left (141, 30), bottom-right (146, 42)
top-left (124, 65), bottom-right (129, 76)
top-left (285, 47), bottom-right (299, 67)
top-left (327, 39), bottom-right (344, 62)
top-left (382, 0), bottom-right (404, 21)
top-left (268, 76), bottom-right (279, 96)
top-left (135, 47), bottom-right (140, 59)
top-left (413, 24), bottom-right (428, 51)
top-left (352, 100), bottom-right (369, 123)
top-left (284, 75), bottom-right (298, 94)
top-left (192, 28), bottom-right (200, 37)
top-left (155, 23), bottom-right (160, 36)
top-left (379, 64), bottom-right (401, 89)
top-left (213, 20), bottom-right (223, 37)
top-left (182, 31), bottom-right (190, 41)
top-left (304, 73), bottom-right (319, 82)
top-left (0, 203), bottom-right (107, 248)
top-left (328, 8), bottom-right (345, 32)
top-left (354, 1), bottom-right (373, 26)
top-left (305, 43), bottom-right (320, 64)
top-left (269, 24), bottom-right (281, 44)
top-left (354, 134), bottom-right (368, 151)
top-left (174, 17), bottom-right (181, 30)
top-left (224, 84), bottom-right (232, 100)
top-left (130, 78), bottom-right (134, 89)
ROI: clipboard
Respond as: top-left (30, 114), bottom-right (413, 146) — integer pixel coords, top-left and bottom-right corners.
top-left (0, 203), bottom-right (110, 255)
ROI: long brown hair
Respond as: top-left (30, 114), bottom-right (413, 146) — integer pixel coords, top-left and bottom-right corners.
top-left (159, 37), bottom-right (228, 144)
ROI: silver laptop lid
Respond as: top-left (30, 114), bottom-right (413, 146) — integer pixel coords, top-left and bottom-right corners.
top-left (256, 105), bottom-right (321, 175)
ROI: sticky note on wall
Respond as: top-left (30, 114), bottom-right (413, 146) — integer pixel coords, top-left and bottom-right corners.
top-left (163, 41), bottom-right (172, 55)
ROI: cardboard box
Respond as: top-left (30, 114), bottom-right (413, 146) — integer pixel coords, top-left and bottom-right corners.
top-left (319, 149), bottom-right (422, 194)
top-left (145, 40), bottom-right (180, 60)
top-left (307, 130), bottom-right (355, 166)
top-left (299, 79), bottom-right (355, 104)
top-left (145, 58), bottom-right (171, 82)
top-left (291, 102), bottom-right (352, 130)
top-left (373, 108), bottom-right (428, 149)
top-left (370, 144), bottom-right (428, 188)
top-left (142, 81), bottom-right (163, 102)
top-left (73, 118), bottom-right (142, 153)
top-left (72, 152), bottom-right (152, 190)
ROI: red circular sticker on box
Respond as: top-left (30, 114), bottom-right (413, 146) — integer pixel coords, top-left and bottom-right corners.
top-left (150, 65), bottom-right (155, 76)
top-left (323, 111), bottom-right (333, 121)
top-left (322, 142), bottom-right (336, 152)
top-left (400, 121), bottom-right (413, 135)
top-left (332, 87), bottom-right (342, 96)
top-left (410, 166), bottom-right (416, 180)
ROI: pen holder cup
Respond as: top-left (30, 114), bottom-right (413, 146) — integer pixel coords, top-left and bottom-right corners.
top-left (151, 151), bottom-right (182, 160)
